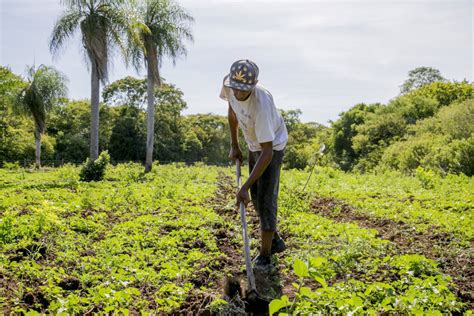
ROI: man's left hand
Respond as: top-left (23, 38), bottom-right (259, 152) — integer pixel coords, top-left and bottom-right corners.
top-left (237, 186), bottom-right (251, 206)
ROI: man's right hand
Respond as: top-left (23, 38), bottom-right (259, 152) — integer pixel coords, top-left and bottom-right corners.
top-left (229, 146), bottom-right (243, 163)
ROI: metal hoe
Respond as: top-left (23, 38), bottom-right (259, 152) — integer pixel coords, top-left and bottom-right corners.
top-left (235, 160), bottom-right (258, 300)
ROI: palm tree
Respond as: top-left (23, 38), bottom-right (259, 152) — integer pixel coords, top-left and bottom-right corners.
top-left (50, 0), bottom-right (128, 160)
top-left (127, 0), bottom-right (193, 172)
top-left (15, 65), bottom-right (68, 168)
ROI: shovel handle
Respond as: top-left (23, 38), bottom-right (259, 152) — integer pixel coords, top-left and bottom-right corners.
top-left (235, 160), bottom-right (257, 292)
top-left (236, 160), bottom-right (242, 186)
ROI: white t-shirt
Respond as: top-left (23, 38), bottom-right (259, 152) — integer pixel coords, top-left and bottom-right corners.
top-left (220, 84), bottom-right (288, 152)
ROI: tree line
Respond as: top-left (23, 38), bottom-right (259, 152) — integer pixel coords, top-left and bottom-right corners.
top-left (330, 69), bottom-right (473, 175)
top-left (1, 65), bottom-right (472, 175)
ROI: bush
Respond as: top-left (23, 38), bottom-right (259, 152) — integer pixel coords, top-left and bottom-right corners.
top-left (3, 161), bottom-right (21, 170)
top-left (79, 151), bottom-right (110, 182)
top-left (381, 134), bottom-right (444, 174)
top-left (415, 166), bottom-right (437, 189)
top-left (285, 144), bottom-right (312, 169)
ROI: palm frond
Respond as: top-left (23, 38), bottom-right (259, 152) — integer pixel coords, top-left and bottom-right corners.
top-left (81, 19), bottom-right (109, 82)
top-left (15, 65), bottom-right (68, 133)
top-left (124, 3), bottom-right (150, 72)
top-left (128, 0), bottom-right (194, 84)
top-left (52, 0), bottom-right (131, 83)
top-left (49, 10), bottom-right (83, 57)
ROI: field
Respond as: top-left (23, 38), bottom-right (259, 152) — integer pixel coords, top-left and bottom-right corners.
top-left (0, 163), bottom-right (473, 315)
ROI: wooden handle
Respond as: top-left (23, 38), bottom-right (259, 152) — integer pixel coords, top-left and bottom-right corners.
top-left (236, 160), bottom-right (241, 187)
top-left (235, 160), bottom-right (256, 292)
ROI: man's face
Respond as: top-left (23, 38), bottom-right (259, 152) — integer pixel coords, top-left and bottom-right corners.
top-left (232, 87), bottom-right (252, 101)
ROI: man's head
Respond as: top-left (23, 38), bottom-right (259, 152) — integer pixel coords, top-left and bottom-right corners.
top-left (224, 59), bottom-right (259, 101)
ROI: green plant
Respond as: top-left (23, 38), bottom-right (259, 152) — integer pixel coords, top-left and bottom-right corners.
top-left (0, 215), bottom-right (14, 243)
top-left (270, 255), bottom-right (461, 315)
top-left (3, 161), bottom-right (21, 170)
top-left (0, 164), bottom-right (471, 314)
top-left (415, 166), bottom-right (436, 189)
top-left (57, 163), bottom-right (79, 188)
top-left (79, 151), bottom-right (110, 182)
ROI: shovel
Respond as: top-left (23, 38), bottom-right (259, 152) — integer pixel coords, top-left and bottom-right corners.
top-left (235, 160), bottom-right (278, 310)
top-left (235, 160), bottom-right (267, 305)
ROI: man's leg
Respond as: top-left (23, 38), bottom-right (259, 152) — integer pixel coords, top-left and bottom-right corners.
top-left (260, 230), bottom-right (274, 256)
top-left (258, 150), bottom-right (284, 258)
top-left (249, 151), bottom-right (274, 258)
top-left (248, 151), bottom-right (259, 214)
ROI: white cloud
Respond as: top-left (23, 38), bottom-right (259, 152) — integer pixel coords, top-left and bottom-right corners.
top-left (1, 0), bottom-right (471, 124)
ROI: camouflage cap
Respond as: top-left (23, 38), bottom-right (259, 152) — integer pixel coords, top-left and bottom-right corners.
top-left (224, 59), bottom-right (259, 91)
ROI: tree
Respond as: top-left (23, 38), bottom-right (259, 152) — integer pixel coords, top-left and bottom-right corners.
top-left (50, 0), bottom-right (129, 160)
top-left (102, 75), bottom-right (147, 107)
top-left (280, 109), bottom-right (302, 133)
top-left (127, 0), bottom-right (194, 172)
top-left (352, 111), bottom-right (407, 172)
top-left (400, 67), bottom-right (445, 94)
top-left (183, 114), bottom-right (230, 164)
top-left (0, 67), bottom-right (30, 166)
top-left (153, 83), bottom-right (187, 161)
top-left (48, 100), bottom-right (90, 162)
top-left (284, 122), bottom-right (327, 169)
top-left (405, 81), bottom-right (473, 108)
top-left (102, 76), bottom-right (189, 162)
top-left (108, 106), bottom-right (146, 161)
top-left (381, 99), bottom-right (474, 175)
top-left (331, 103), bottom-right (380, 171)
top-left (47, 100), bottom-right (117, 163)
top-left (14, 65), bottom-right (68, 168)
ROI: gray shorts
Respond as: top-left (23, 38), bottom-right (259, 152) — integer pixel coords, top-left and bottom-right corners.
top-left (248, 149), bottom-right (284, 231)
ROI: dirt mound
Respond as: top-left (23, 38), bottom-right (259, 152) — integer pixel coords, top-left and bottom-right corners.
top-left (58, 277), bottom-right (81, 291)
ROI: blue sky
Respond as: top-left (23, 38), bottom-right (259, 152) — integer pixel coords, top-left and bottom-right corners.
top-left (1, 0), bottom-right (472, 125)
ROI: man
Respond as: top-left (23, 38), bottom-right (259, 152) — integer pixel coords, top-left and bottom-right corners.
top-left (219, 59), bottom-right (288, 267)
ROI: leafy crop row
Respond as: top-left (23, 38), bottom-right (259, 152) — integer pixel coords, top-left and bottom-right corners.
top-left (1, 164), bottom-right (472, 314)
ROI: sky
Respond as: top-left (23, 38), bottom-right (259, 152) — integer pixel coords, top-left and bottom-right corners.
top-left (1, 0), bottom-right (472, 125)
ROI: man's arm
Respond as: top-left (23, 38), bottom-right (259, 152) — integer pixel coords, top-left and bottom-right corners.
top-left (228, 104), bottom-right (243, 162)
top-left (228, 104), bottom-right (239, 147)
top-left (237, 141), bottom-right (273, 204)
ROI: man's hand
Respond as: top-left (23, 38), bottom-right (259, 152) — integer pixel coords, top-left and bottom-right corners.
top-left (229, 145), bottom-right (243, 163)
top-left (237, 185), bottom-right (251, 206)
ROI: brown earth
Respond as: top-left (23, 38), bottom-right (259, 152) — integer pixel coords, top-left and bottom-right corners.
top-left (176, 172), bottom-right (287, 315)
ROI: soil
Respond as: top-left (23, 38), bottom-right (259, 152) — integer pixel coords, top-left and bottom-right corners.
top-left (173, 292), bottom-right (215, 316)
top-left (310, 195), bottom-right (474, 311)
top-left (58, 277), bottom-right (81, 291)
top-left (175, 172), bottom-right (288, 315)
top-left (22, 289), bottom-right (49, 312)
